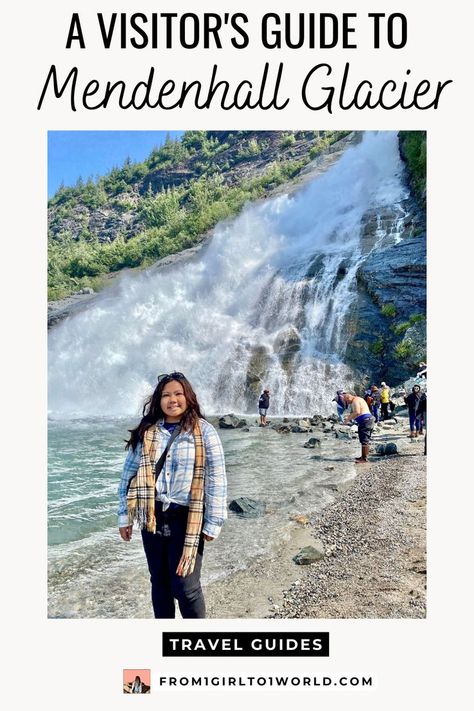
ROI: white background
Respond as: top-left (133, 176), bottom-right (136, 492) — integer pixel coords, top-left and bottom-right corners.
top-left (2, 0), bottom-right (473, 708)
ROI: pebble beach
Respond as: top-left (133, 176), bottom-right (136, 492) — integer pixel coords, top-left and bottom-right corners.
top-left (207, 422), bottom-right (426, 619)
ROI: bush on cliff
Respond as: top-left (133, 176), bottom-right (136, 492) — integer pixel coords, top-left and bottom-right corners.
top-left (399, 131), bottom-right (426, 203)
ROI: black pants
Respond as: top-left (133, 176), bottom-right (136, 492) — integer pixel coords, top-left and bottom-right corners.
top-left (381, 402), bottom-right (389, 420)
top-left (141, 504), bottom-right (205, 619)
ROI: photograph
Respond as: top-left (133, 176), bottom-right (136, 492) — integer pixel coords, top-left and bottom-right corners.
top-left (47, 129), bottom-right (426, 619)
top-left (123, 669), bottom-right (151, 694)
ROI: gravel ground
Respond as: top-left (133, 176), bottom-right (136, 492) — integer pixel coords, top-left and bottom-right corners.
top-left (206, 424), bottom-right (426, 619)
top-left (271, 434), bottom-right (426, 619)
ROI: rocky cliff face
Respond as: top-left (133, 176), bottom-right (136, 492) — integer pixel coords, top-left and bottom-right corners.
top-left (346, 194), bottom-right (426, 387)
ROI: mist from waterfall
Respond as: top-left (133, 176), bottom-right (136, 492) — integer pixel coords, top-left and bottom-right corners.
top-left (48, 131), bottom-right (407, 419)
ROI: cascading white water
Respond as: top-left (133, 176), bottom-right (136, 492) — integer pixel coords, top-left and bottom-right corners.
top-left (48, 131), bottom-right (408, 418)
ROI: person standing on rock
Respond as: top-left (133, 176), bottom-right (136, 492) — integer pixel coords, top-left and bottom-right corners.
top-left (404, 384), bottom-right (423, 438)
top-left (118, 372), bottom-right (227, 619)
top-left (258, 389), bottom-right (270, 426)
top-left (343, 392), bottom-right (375, 464)
top-left (380, 382), bottom-right (391, 420)
top-left (332, 390), bottom-right (346, 423)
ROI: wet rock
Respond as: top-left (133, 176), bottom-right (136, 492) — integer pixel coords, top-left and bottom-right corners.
top-left (293, 541), bottom-right (325, 565)
top-left (229, 497), bottom-right (265, 517)
top-left (335, 428), bottom-right (351, 439)
top-left (376, 442), bottom-right (398, 456)
top-left (349, 231), bottom-right (426, 384)
top-left (303, 437), bottom-right (321, 448)
top-left (273, 327), bottom-right (302, 367)
top-left (245, 346), bottom-right (270, 403)
top-left (292, 419), bottom-right (312, 433)
top-left (274, 424), bottom-right (292, 434)
top-left (219, 414), bottom-right (247, 429)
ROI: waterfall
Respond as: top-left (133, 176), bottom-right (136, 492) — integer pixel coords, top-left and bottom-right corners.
top-left (48, 131), bottom-right (409, 418)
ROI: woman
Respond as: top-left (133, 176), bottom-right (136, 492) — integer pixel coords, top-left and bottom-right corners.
top-left (131, 676), bottom-right (143, 694)
top-left (118, 372), bottom-right (227, 619)
top-left (404, 384), bottom-right (422, 438)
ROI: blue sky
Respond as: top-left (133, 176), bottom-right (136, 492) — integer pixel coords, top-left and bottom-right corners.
top-left (48, 130), bottom-right (184, 197)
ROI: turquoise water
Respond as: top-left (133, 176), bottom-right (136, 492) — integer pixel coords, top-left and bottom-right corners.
top-left (48, 417), bottom-right (355, 618)
top-left (48, 419), bottom-right (126, 546)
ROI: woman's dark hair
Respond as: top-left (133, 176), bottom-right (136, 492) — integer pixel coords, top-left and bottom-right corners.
top-left (134, 676), bottom-right (141, 683)
top-left (126, 374), bottom-right (205, 450)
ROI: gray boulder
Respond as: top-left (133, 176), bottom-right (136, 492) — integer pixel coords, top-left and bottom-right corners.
top-left (303, 437), bottom-right (321, 449)
top-left (229, 497), bottom-right (265, 518)
top-left (274, 424), bottom-right (292, 434)
top-left (218, 414), bottom-right (247, 429)
top-left (293, 541), bottom-right (325, 565)
top-left (376, 442), bottom-right (398, 456)
top-left (291, 419), bottom-right (312, 433)
top-left (335, 427), bottom-right (351, 439)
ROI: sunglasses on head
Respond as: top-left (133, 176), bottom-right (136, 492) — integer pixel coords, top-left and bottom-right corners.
top-left (157, 371), bottom-right (186, 383)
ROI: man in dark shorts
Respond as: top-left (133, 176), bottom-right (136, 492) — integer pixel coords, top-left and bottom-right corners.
top-left (343, 392), bottom-right (375, 464)
top-left (258, 389), bottom-right (270, 426)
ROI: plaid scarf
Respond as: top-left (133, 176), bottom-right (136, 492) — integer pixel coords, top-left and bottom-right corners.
top-left (127, 420), bottom-right (205, 577)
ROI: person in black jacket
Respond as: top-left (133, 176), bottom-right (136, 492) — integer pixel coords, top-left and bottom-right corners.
top-left (404, 385), bottom-right (423, 438)
top-left (258, 389), bottom-right (270, 426)
top-left (415, 390), bottom-right (427, 455)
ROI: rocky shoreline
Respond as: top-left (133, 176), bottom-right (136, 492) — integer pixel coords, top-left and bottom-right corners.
top-left (206, 418), bottom-right (426, 619)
